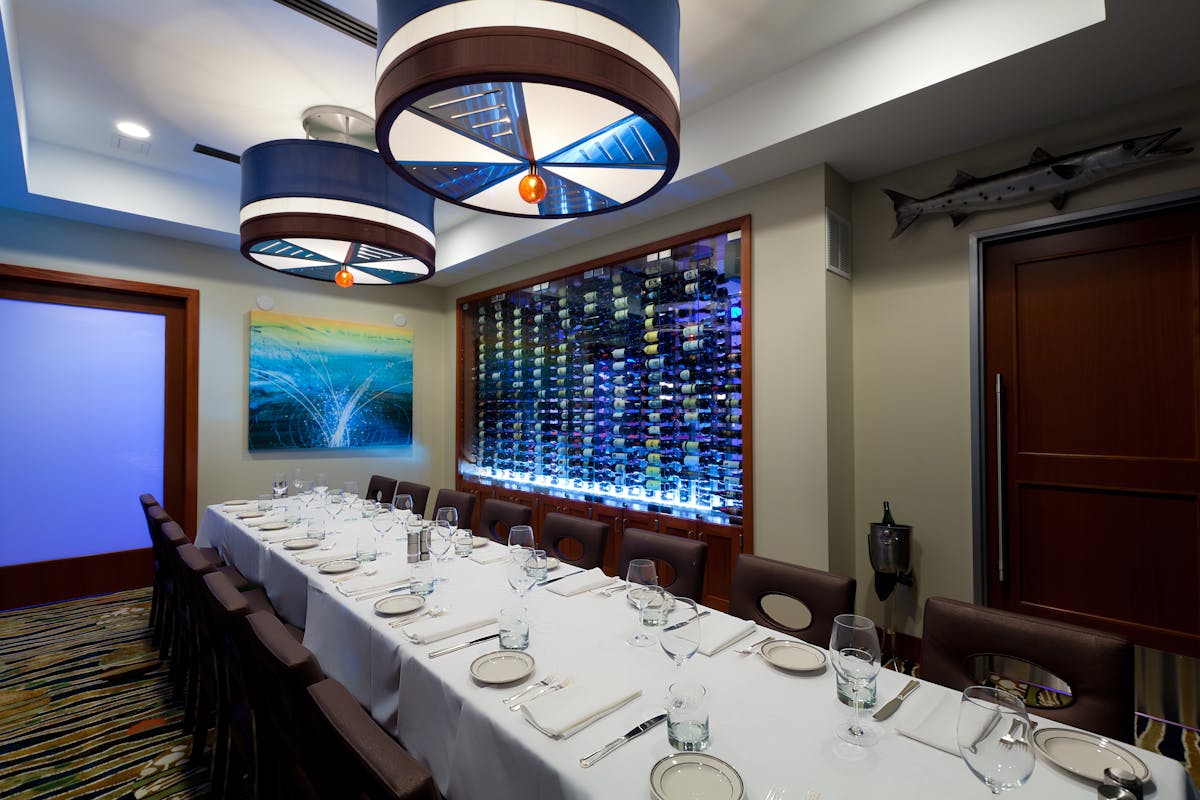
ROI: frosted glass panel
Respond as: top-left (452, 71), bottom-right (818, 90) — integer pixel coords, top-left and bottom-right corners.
top-left (0, 298), bottom-right (165, 566)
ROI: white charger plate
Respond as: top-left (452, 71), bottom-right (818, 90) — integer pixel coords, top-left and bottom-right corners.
top-left (317, 559), bottom-right (359, 575)
top-left (258, 521), bottom-right (291, 531)
top-left (1031, 727), bottom-right (1150, 784)
top-left (470, 650), bottom-right (535, 685)
top-left (650, 753), bottom-right (744, 800)
top-left (282, 538), bottom-right (319, 551)
top-left (759, 640), bottom-right (827, 673)
top-left (374, 594), bottom-right (425, 616)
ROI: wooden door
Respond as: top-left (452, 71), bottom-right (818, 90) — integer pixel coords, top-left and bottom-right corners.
top-left (983, 205), bottom-right (1200, 657)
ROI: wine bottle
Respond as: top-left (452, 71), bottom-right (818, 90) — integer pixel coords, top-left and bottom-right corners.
top-left (881, 501), bottom-right (895, 526)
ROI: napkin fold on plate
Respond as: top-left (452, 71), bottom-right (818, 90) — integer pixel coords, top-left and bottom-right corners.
top-left (521, 678), bottom-right (642, 739)
top-left (402, 614), bottom-right (496, 645)
top-left (337, 573), bottom-right (410, 596)
top-left (895, 693), bottom-right (960, 756)
top-left (469, 550), bottom-right (508, 565)
top-left (295, 548), bottom-right (355, 565)
top-left (696, 614), bottom-right (757, 656)
top-left (544, 568), bottom-right (616, 596)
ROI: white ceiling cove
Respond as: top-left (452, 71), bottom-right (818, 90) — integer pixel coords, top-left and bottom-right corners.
top-left (1, 0), bottom-right (1198, 285)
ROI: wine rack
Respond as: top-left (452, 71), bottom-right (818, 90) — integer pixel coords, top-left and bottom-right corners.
top-left (457, 219), bottom-right (749, 527)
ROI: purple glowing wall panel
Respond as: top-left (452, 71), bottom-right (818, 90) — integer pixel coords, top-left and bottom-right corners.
top-left (0, 298), bottom-right (165, 566)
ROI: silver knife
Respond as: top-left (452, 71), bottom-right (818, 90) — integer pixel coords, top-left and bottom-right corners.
top-left (427, 633), bottom-right (499, 658)
top-left (579, 713), bottom-right (668, 768)
top-left (873, 679), bottom-right (920, 721)
top-left (662, 610), bottom-right (710, 632)
top-left (540, 568), bottom-right (584, 585)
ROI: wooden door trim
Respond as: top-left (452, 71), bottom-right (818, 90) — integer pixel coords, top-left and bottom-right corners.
top-left (0, 263), bottom-right (199, 609)
top-left (969, 188), bottom-right (1200, 606)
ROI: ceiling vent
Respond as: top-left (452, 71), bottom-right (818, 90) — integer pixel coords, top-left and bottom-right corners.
top-left (111, 134), bottom-right (150, 156)
top-left (825, 208), bottom-right (851, 280)
top-left (272, 0), bottom-right (376, 47)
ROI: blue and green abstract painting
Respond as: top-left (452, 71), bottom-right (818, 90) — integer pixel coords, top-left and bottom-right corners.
top-left (248, 311), bottom-right (413, 450)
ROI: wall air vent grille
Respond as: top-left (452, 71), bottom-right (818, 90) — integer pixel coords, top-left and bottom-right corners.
top-left (273, 0), bottom-right (377, 47)
top-left (826, 208), bottom-right (851, 280)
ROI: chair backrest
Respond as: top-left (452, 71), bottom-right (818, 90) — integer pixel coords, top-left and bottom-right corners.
top-left (394, 482), bottom-right (431, 518)
top-left (920, 596), bottom-right (1134, 742)
top-left (728, 554), bottom-right (856, 647)
top-left (618, 528), bottom-right (708, 602)
top-left (540, 513), bottom-right (608, 570)
top-left (139, 493), bottom-right (160, 537)
top-left (160, 519), bottom-right (190, 548)
top-left (478, 498), bottom-right (533, 544)
top-left (305, 678), bottom-right (439, 800)
top-left (244, 611), bottom-right (325, 772)
top-left (431, 489), bottom-right (476, 528)
top-left (365, 475), bottom-right (399, 505)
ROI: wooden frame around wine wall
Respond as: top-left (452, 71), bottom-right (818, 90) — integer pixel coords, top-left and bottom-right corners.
top-left (455, 216), bottom-right (753, 554)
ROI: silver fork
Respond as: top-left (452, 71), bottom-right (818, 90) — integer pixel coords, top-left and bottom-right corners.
top-left (736, 636), bottom-right (775, 655)
top-left (998, 718), bottom-right (1028, 750)
top-left (502, 673), bottom-right (558, 704)
top-left (510, 677), bottom-right (571, 711)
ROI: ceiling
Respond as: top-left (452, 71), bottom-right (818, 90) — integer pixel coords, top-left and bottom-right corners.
top-left (1, 0), bottom-right (1198, 286)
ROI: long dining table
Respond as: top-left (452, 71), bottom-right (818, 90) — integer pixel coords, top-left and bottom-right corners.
top-left (197, 502), bottom-right (1199, 800)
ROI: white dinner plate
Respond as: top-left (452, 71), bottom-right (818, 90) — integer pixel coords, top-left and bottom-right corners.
top-left (759, 640), bottom-right (827, 674)
top-left (546, 557), bottom-right (561, 570)
top-left (374, 594), bottom-right (425, 616)
top-left (650, 753), bottom-right (745, 800)
top-left (627, 587), bottom-right (675, 611)
top-left (470, 650), bottom-right (535, 685)
top-left (236, 511), bottom-right (266, 520)
top-left (472, 536), bottom-right (489, 548)
top-left (1031, 727), bottom-right (1150, 784)
top-left (258, 521), bottom-right (291, 531)
top-left (317, 559), bottom-right (359, 575)
top-left (282, 538), bottom-right (319, 550)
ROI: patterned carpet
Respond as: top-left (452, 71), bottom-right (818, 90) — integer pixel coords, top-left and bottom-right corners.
top-left (0, 588), bottom-right (209, 799)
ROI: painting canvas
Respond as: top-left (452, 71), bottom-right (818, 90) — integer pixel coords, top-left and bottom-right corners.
top-left (248, 311), bottom-right (413, 450)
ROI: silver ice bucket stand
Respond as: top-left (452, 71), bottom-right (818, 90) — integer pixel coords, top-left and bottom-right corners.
top-left (868, 523), bottom-right (913, 671)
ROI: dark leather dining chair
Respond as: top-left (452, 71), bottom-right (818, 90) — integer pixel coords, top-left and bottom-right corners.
top-left (920, 597), bottom-right (1135, 742)
top-left (430, 489), bottom-right (476, 530)
top-left (478, 498), bottom-right (533, 544)
top-left (540, 513), bottom-right (608, 570)
top-left (140, 494), bottom-right (166, 637)
top-left (394, 481), bottom-right (431, 518)
top-left (305, 678), bottom-right (439, 800)
top-left (618, 528), bottom-right (708, 602)
top-left (728, 554), bottom-right (856, 647)
top-left (365, 474), bottom-right (399, 505)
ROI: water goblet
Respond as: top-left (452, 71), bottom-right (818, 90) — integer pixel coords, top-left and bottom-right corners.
top-left (659, 596), bottom-right (700, 668)
top-left (292, 467), bottom-right (304, 496)
top-left (342, 481), bottom-right (359, 507)
top-left (313, 473), bottom-right (329, 498)
top-left (434, 506), bottom-right (459, 537)
top-left (957, 686), bottom-right (1035, 795)
top-left (625, 558), bottom-right (658, 647)
top-left (507, 553), bottom-right (537, 597)
top-left (297, 480), bottom-right (314, 508)
top-left (324, 490), bottom-right (344, 533)
top-left (394, 493), bottom-right (414, 519)
top-left (507, 524), bottom-right (535, 554)
top-left (829, 613), bottom-right (882, 747)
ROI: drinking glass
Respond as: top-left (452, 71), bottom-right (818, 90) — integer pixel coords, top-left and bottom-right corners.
top-left (307, 517), bottom-right (326, 544)
top-left (659, 596), bottom-right (700, 668)
top-left (507, 554), bottom-right (537, 597)
top-left (453, 529), bottom-right (474, 557)
top-left (525, 549), bottom-right (549, 584)
top-left (640, 585), bottom-right (671, 628)
top-left (432, 520), bottom-right (454, 561)
top-left (507, 524), bottom-right (535, 554)
top-left (324, 490), bottom-right (345, 533)
top-left (957, 686), bottom-right (1035, 795)
top-left (297, 480), bottom-right (314, 508)
top-left (355, 532), bottom-right (378, 564)
top-left (342, 481), bottom-right (359, 506)
top-left (314, 473), bottom-right (329, 498)
top-left (272, 473), bottom-right (288, 501)
top-left (499, 605), bottom-right (530, 650)
top-left (829, 613), bottom-right (882, 746)
top-left (292, 467), bottom-right (304, 496)
top-left (410, 560), bottom-right (435, 596)
top-left (434, 506), bottom-right (459, 537)
top-left (625, 558), bottom-right (659, 647)
top-left (395, 494), bottom-right (414, 519)
top-left (667, 683), bottom-right (709, 751)
top-left (257, 493), bottom-right (273, 512)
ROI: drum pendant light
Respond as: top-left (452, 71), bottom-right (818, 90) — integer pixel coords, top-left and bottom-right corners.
top-left (374, 0), bottom-right (681, 219)
top-left (239, 108), bottom-right (436, 286)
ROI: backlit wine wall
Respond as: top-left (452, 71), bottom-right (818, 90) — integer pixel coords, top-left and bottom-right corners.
top-left (459, 223), bottom-right (746, 524)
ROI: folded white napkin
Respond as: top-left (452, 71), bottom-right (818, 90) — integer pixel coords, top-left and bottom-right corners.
top-left (244, 515), bottom-right (284, 528)
top-left (223, 500), bottom-right (252, 508)
top-left (896, 694), bottom-right (960, 756)
top-left (403, 614), bottom-right (496, 644)
top-left (697, 615), bottom-right (757, 656)
top-left (545, 568), bottom-right (616, 596)
top-left (469, 550), bottom-right (508, 565)
top-left (521, 678), bottom-right (642, 739)
top-left (295, 548), bottom-right (355, 565)
top-left (260, 529), bottom-right (303, 543)
top-left (337, 573), bottom-right (410, 595)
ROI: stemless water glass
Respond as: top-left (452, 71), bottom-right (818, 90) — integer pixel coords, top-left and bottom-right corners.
top-left (957, 686), bottom-right (1035, 795)
top-left (453, 528), bottom-right (474, 557)
top-left (410, 559), bottom-right (435, 596)
top-left (499, 605), bottom-right (530, 650)
top-left (257, 493), bottom-right (274, 512)
top-left (829, 613), bottom-right (882, 747)
top-left (507, 524), bottom-right (535, 553)
top-left (272, 473), bottom-right (288, 501)
top-left (659, 596), bottom-right (700, 668)
top-left (625, 558), bottom-right (659, 647)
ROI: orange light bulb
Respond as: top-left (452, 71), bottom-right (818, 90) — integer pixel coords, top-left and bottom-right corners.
top-left (518, 167), bottom-right (546, 204)
top-left (334, 268), bottom-right (354, 287)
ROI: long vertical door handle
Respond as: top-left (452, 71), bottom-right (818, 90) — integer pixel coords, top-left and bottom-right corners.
top-left (995, 373), bottom-right (1005, 583)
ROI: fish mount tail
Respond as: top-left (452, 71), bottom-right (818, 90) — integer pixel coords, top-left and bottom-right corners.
top-left (884, 189), bottom-right (921, 238)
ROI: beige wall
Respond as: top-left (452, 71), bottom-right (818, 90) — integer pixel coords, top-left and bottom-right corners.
top-left (444, 165), bottom-right (839, 569)
top-left (0, 209), bottom-right (453, 532)
top-left (850, 83), bottom-right (1200, 635)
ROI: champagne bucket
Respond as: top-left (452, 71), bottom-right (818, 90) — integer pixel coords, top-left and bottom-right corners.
top-left (868, 524), bottom-right (912, 575)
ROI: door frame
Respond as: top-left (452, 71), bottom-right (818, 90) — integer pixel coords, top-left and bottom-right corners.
top-left (0, 264), bottom-right (199, 608)
top-left (968, 187), bottom-right (1200, 606)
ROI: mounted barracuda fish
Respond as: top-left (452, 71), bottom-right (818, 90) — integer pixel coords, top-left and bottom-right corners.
top-left (885, 128), bottom-right (1192, 237)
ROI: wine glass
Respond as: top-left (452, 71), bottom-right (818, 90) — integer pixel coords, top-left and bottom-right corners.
top-left (324, 489), bottom-right (344, 533)
top-left (313, 473), bottom-right (329, 498)
top-left (297, 479), bottom-right (314, 509)
top-left (292, 467), bottom-right (304, 496)
top-left (507, 554), bottom-right (537, 597)
top-left (625, 558), bottom-right (659, 647)
top-left (829, 613), bottom-right (882, 746)
top-left (431, 519), bottom-right (454, 583)
top-left (342, 481), bottom-right (359, 507)
top-left (507, 524), bottom-right (535, 554)
top-left (434, 506), bottom-right (459, 538)
top-left (659, 595), bottom-right (700, 668)
top-left (957, 686), bottom-right (1035, 795)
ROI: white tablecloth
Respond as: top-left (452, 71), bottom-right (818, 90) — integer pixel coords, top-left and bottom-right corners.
top-left (202, 503), bottom-right (1199, 800)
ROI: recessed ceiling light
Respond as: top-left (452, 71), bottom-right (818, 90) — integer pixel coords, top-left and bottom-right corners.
top-left (116, 121), bottom-right (150, 139)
